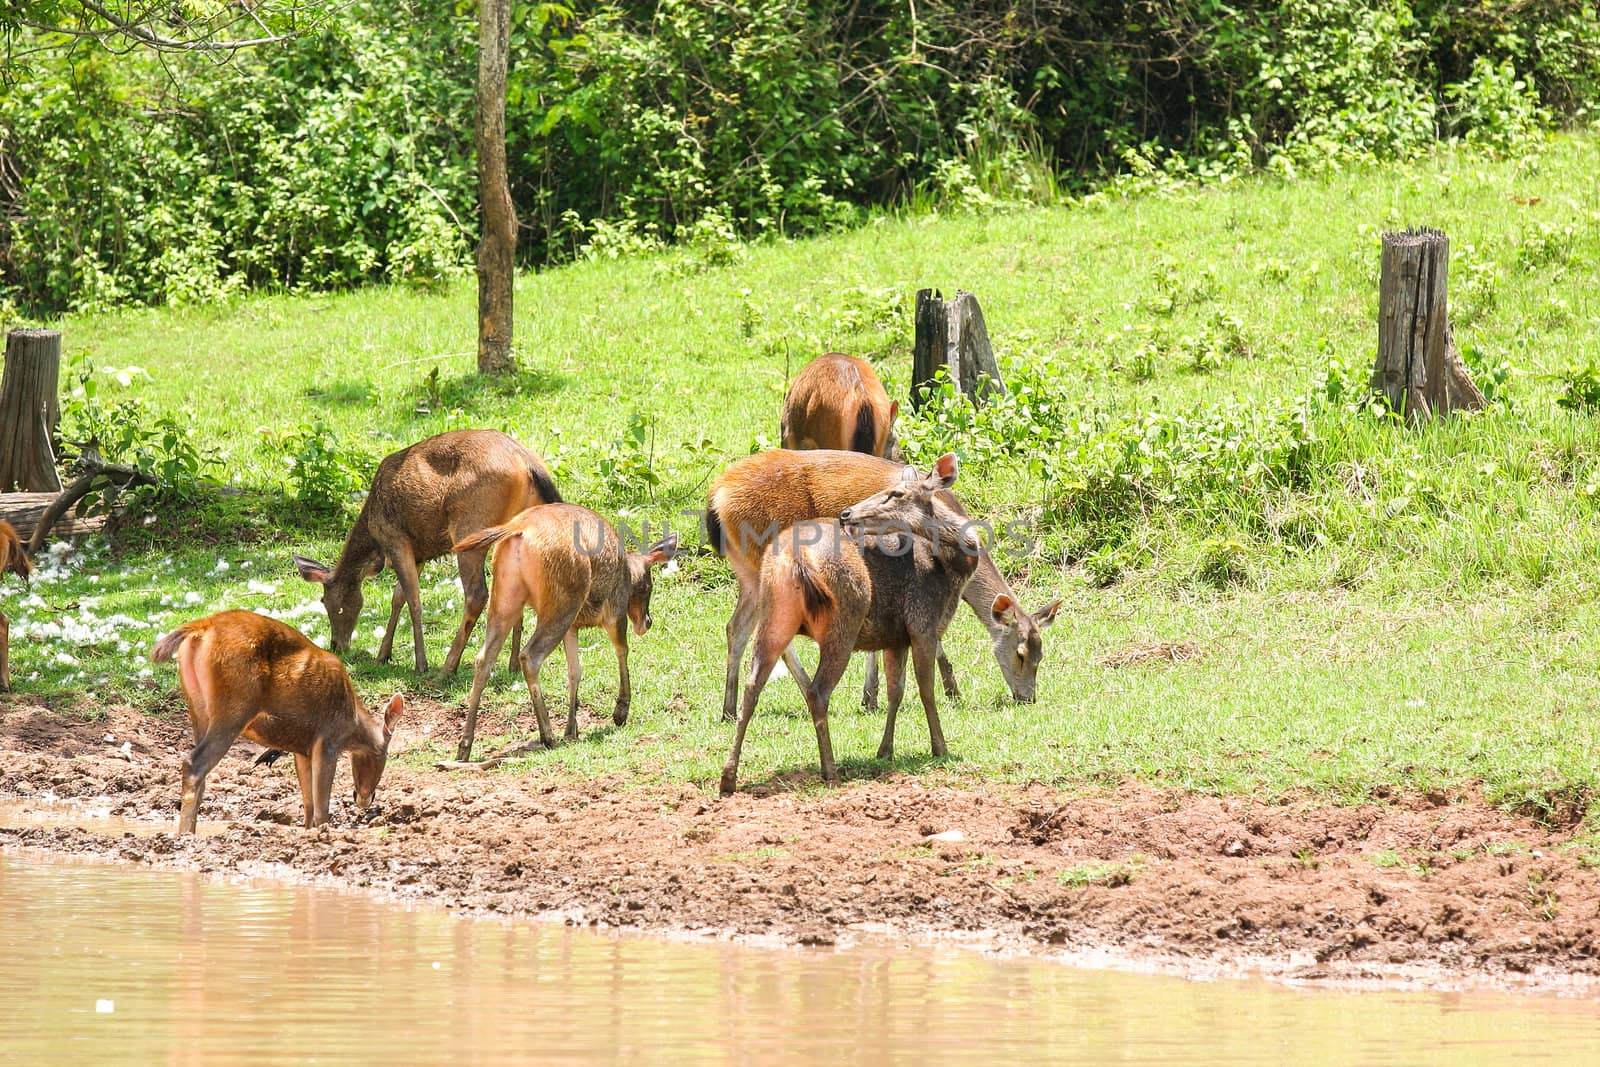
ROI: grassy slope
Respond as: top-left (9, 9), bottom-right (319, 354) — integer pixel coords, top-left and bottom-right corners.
top-left (12, 136), bottom-right (1600, 812)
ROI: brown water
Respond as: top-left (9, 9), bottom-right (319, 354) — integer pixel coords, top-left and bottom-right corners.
top-left (1, 853), bottom-right (1598, 1066)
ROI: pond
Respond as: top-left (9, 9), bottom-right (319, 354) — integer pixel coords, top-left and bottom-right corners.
top-left (1, 852), bottom-right (1597, 1065)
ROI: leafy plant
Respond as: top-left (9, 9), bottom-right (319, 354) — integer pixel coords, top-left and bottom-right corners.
top-left (1556, 362), bottom-right (1600, 413)
top-left (260, 419), bottom-right (370, 515)
top-left (594, 412), bottom-right (659, 502)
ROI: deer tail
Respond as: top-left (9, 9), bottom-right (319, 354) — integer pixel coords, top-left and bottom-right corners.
top-left (851, 402), bottom-right (878, 455)
top-left (151, 624), bottom-right (194, 664)
top-left (453, 525), bottom-right (516, 556)
top-left (529, 462), bottom-right (562, 505)
top-left (792, 552), bottom-right (833, 617)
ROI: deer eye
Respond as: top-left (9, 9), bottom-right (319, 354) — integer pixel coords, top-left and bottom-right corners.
top-left (887, 490), bottom-right (902, 501)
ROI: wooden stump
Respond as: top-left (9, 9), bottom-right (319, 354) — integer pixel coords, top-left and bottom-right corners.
top-left (1370, 228), bottom-right (1485, 423)
top-left (0, 328), bottom-right (62, 492)
top-left (912, 289), bottom-right (1005, 409)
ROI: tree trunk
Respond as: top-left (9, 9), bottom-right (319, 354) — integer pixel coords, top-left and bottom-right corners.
top-left (1371, 228), bottom-right (1485, 423)
top-left (912, 288), bottom-right (1005, 409)
top-left (475, 0), bottom-right (515, 376)
top-left (0, 328), bottom-right (62, 492)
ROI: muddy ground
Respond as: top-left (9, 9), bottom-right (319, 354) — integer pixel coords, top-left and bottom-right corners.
top-left (2, 697), bottom-right (1597, 992)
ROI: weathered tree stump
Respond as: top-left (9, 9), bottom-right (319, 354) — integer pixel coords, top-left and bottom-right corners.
top-left (1370, 228), bottom-right (1485, 423)
top-left (0, 328), bottom-right (63, 492)
top-left (912, 289), bottom-right (1005, 408)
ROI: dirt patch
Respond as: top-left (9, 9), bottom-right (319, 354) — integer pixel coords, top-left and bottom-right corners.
top-left (2, 699), bottom-right (1597, 991)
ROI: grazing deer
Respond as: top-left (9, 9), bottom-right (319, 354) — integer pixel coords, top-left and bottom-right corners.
top-left (781, 353), bottom-right (903, 461)
top-left (706, 449), bottom-right (1059, 721)
top-left (151, 610), bottom-right (404, 833)
top-left (450, 504), bottom-right (677, 761)
top-left (293, 429), bottom-right (560, 673)
top-left (720, 454), bottom-right (982, 794)
top-left (0, 521), bottom-right (31, 692)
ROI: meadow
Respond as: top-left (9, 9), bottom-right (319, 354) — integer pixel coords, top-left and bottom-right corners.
top-left (9, 134), bottom-right (1600, 819)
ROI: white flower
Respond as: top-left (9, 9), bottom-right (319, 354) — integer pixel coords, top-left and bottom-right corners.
top-left (183, 591), bottom-right (204, 605)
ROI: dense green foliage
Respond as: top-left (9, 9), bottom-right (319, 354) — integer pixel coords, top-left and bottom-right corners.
top-left (3, 0), bottom-right (1598, 312)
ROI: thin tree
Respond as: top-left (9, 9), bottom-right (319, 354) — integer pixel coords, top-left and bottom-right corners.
top-left (475, 0), bottom-right (516, 375)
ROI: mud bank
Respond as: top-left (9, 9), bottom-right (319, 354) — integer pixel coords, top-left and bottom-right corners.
top-left (2, 699), bottom-right (1596, 992)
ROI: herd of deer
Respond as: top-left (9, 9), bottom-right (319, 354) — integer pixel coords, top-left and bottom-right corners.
top-left (0, 354), bottom-right (1060, 833)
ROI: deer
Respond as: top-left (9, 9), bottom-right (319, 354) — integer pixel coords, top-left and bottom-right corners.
top-left (706, 449), bottom-right (1060, 722)
top-left (0, 521), bottom-right (31, 692)
top-left (292, 428), bottom-right (560, 674)
top-left (151, 610), bottom-right (405, 833)
top-left (720, 453), bottom-right (981, 794)
top-left (448, 504), bottom-right (678, 763)
top-left (781, 352), bottom-right (903, 462)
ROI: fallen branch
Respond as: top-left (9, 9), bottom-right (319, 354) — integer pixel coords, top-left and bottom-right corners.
top-left (26, 448), bottom-right (156, 554)
top-left (434, 738), bottom-right (547, 772)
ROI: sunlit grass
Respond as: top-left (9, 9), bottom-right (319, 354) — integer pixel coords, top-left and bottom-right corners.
top-left (6, 134), bottom-right (1599, 815)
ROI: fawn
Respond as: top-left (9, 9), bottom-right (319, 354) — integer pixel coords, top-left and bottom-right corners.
top-left (450, 504), bottom-right (677, 761)
top-left (780, 353), bottom-right (903, 461)
top-left (152, 610), bottom-right (404, 833)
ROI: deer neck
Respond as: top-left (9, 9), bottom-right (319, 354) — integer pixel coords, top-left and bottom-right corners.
top-left (333, 512), bottom-right (383, 584)
top-left (960, 552), bottom-right (1013, 638)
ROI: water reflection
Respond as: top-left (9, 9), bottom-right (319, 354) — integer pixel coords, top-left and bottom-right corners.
top-left (0, 853), bottom-right (1596, 1066)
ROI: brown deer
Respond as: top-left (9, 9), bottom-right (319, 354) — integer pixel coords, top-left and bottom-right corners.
top-left (706, 449), bottom-right (1059, 721)
top-left (0, 521), bottom-right (31, 692)
top-left (293, 429), bottom-right (560, 674)
top-left (151, 610), bottom-right (405, 833)
top-left (720, 453), bottom-right (982, 794)
top-left (449, 504), bottom-right (677, 762)
top-left (781, 353), bottom-right (903, 461)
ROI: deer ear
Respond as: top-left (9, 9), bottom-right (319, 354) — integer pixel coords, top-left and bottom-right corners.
top-left (381, 694), bottom-right (404, 737)
top-left (293, 553), bottom-right (333, 585)
top-left (888, 399), bottom-right (899, 423)
top-left (931, 452), bottom-right (959, 489)
top-left (644, 532), bottom-right (679, 567)
top-left (1033, 599), bottom-right (1063, 628)
top-left (990, 593), bottom-right (1018, 625)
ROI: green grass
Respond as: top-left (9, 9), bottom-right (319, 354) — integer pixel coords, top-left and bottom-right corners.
top-left (7, 135), bottom-right (1600, 815)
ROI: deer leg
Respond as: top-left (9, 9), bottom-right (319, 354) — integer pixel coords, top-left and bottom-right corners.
top-left (876, 646), bottom-right (909, 761)
top-left (458, 609), bottom-right (518, 762)
top-left (911, 638), bottom-right (948, 758)
top-left (721, 583), bottom-right (759, 723)
top-left (376, 582), bottom-right (404, 664)
top-left (804, 634), bottom-right (855, 788)
top-left (720, 632), bottom-right (783, 796)
top-left (781, 643), bottom-right (814, 693)
top-left (861, 651), bottom-right (880, 712)
top-left (310, 737), bottom-right (341, 827)
top-left (443, 548), bottom-right (490, 675)
top-left (0, 610), bottom-right (9, 692)
top-left (562, 627), bottom-right (582, 741)
top-left (509, 618), bottom-right (523, 675)
top-left (388, 544), bottom-right (428, 672)
top-left (178, 728), bottom-right (236, 834)
top-left (519, 607), bottom-right (579, 750)
top-left (608, 622), bottom-right (631, 726)
top-left (293, 753), bottom-right (314, 828)
top-left (936, 640), bottom-right (961, 701)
